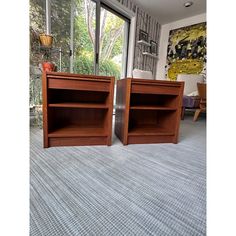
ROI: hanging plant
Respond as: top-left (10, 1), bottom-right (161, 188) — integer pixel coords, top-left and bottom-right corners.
top-left (39, 33), bottom-right (53, 48)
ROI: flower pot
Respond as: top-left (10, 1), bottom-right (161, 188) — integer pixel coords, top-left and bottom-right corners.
top-left (39, 34), bottom-right (53, 47)
top-left (42, 62), bottom-right (55, 72)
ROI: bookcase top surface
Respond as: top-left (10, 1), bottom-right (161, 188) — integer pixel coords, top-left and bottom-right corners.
top-left (121, 77), bottom-right (184, 86)
top-left (45, 71), bottom-right (115, 82)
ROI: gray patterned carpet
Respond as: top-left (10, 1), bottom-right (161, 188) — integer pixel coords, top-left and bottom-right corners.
top-left (30, 115), bottom-right (206, 236)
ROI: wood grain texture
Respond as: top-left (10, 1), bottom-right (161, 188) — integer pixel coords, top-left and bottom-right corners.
top-left (114, 78), bottom-right (131, 145)
top-left (48, 78), bottom-right (110, 92)
top-left (48, 125), bottom-right (107, 137)
top-left (115, 78), bottom-right (184, 145)
top-left (47, 71), bottom-right (114, 80)
top-left (48, 103), bottom-right (108, 109)
top-left (193, 83), bottom-right (206, 122)
top-left (42, 71), bottom-right (49, 148)
top-left (130, 106), bottom-right (177, 110)
top-left (42, 71), bottom-right (115, 148)
top-left (173, 80), bottom-right (184, 143)
top-left (48, 136), bottom-right (108, 147)
top-left (128, 135), bottom-right (175, 144)
top-left (106, 77), bottom-right (115, 146)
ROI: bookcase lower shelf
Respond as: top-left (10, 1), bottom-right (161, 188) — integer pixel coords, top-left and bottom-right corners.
top-left (127, 135), bottom-right (175, 144)
top-left (47, 125), bottom-right (109, 146)
top-left (48, 136), bottom-right (109, 147)
top-left (128, 125), bottom-right (175, 136)
top-left (48, 125), bottom-right (107, 137)
top-left (127, 125), bottom-right (175, 144)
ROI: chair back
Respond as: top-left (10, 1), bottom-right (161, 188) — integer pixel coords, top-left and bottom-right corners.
top-left (197, 83), bottom-right (206, 100)
top-left (177, 74), bottom-right (204, 95)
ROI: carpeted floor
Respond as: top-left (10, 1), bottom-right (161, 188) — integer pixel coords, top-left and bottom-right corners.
top-left (30, 115), bottom-right (206, 236)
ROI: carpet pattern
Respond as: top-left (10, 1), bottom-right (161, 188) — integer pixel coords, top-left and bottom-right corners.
top-left (30, 116), bottom-right (206, 236)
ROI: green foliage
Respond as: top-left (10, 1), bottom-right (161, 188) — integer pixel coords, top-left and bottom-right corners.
top-left (30, 0), bottom-right (124, 128)
top-left (110, 35), bottom-right (123, 59)
top-left (73, 54), bottom-right (94, 75)
top-left (73, 55), bottom-right (120, 80)
top-left (74, 13), bottom-right (94, 55)
top-left (30, 76), bottom-right (42, 106)
top-left (100, 59), bottom-right (121, 80)
top-left (100, 10), bottom-right (124, 61)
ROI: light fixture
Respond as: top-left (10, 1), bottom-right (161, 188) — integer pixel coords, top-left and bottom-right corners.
top-left (184, 1), bottom-right (193, 7)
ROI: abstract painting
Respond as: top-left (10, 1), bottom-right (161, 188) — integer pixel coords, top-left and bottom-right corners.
top-left (166, 22), bottom-right (206, 81)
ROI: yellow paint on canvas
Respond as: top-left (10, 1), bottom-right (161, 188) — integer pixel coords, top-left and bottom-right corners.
top-left (168, 59), bottom-right (204, 81)
top-left (170, 24), bottom-right (206, 45)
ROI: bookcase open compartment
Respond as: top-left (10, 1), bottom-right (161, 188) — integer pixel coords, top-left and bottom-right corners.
top-left (115, 78), bottom-right (184, 145)
top-left (42, 71), bottom-right (114, 147)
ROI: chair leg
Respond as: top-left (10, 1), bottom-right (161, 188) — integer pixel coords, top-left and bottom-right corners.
top-left (181, 107), bottom-right (185, 120)
top-left (193, 109), bottom-right (201, 122)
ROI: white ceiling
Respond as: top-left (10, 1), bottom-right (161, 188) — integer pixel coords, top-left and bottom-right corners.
top-left (132, 0), bottom-right (206, 24)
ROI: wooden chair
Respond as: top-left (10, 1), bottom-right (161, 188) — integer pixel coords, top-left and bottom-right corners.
top-left (177, 74), bottom-right (203, 120)
top-left (193, 83), bottom-right (206, 121)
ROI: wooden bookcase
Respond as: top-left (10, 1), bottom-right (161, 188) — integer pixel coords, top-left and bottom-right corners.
top-left (42, 71), bottom-right (115, 148)
top-left (115, 78), bottom-right (184, 145)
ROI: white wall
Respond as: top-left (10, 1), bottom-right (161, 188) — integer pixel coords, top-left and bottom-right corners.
top-left (156, 13), bottom-right (206, 80)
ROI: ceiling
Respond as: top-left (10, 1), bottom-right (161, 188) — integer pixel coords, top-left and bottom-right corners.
top-left (132, 0), bottom-right (206, 24)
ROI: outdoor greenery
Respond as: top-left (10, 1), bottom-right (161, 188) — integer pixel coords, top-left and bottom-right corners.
top-left (73, 55), bottom-right (120, 79)
top-left (30, 0), bottom-right (124, 106)
top-left (30, 0), bottom-right (125, 127)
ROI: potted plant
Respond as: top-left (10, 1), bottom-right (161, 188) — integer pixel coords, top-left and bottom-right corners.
top-left (39, 33), bottom-right (53, 48)
top-left (41, 50), bottom-right (55, 72)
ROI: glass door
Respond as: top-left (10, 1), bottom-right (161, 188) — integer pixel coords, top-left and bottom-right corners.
top-left (98, 4), bottom-right (129, 80)
top-left (39, 0), bottom-right (130, 77)
top-left (50, 0), bottom-right (96, 74)
top-left (72, 0), bottom-right (129, 78)
top-left (50, 0), bottom-right (72, 72)
top-left (73, 0), bottom-right (96, 74)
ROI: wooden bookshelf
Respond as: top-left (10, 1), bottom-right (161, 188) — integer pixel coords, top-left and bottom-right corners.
top-left (42, 71), bottom-right (115, 148)
top-left (115, 78), bottom-right (184, 145)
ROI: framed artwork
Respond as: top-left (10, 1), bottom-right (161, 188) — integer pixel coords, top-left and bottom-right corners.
top-left (139, 29), bottom-right (148, 42)
top-left (166, 22), bottom-right (206, 80)
top-left (150, 40), bottom-right (157, 55)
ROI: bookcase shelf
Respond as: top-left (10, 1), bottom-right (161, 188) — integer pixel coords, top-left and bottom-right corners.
top-left (48, 102), bottom-right (108, 109)
top-left (137, 40), bottom-right (151, 47)
top-left (42, 71), bottom-right (114, 147)
top-left (48, 125), bottom-right (107, 138)
top-left (130, 106), bottom-right (177, 110)
top-left (115, 78), bottom-right (184, 145)
top-left (128, 125), bottom-right (175, 136)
